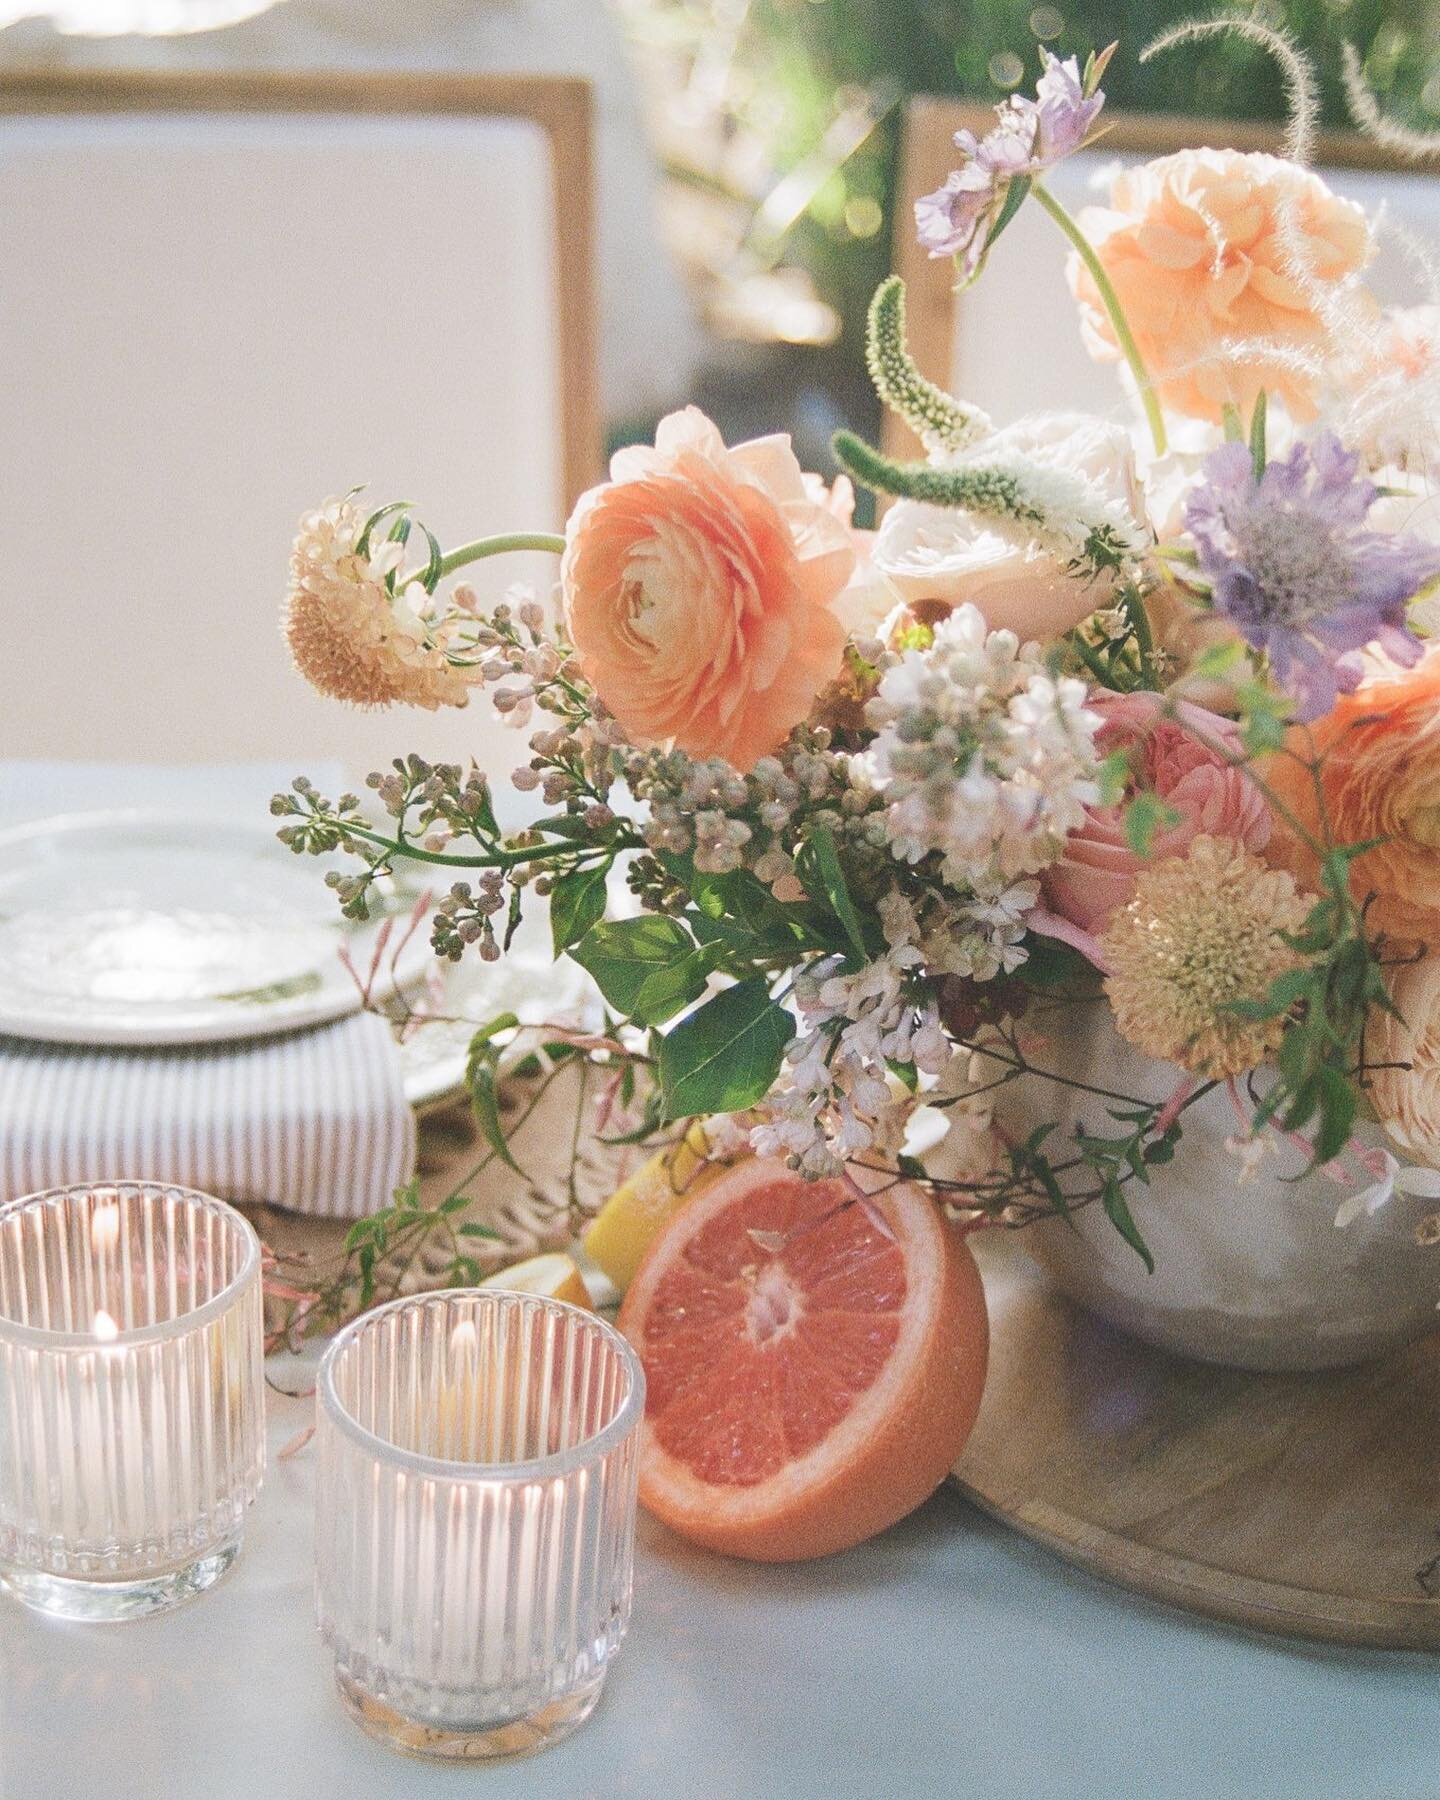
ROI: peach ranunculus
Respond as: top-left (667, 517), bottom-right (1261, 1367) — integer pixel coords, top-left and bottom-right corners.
top-left (1069, 149), bottom-right (1374, 425)
top-left (561, 408), bottom-right (855, 771)
top-left (1366, 955), bottom-right (1440, 1169)
top-left (865, 412), bottom-right (1144, 642)
top-left (1041, 690), bottom-right (1272, 937)
top-left (1265, 647), bottom-right (1440, 945)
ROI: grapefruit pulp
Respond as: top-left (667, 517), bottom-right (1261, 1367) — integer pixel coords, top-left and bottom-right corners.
top-left (618, 1157), bottom-right (988, 1561)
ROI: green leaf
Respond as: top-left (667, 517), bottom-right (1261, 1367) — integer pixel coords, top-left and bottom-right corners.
top-left (470, 1011), bottom-right (520, 1048)
top-left (1097, 749), bottom-right (1132, 807)
top-left (469, 1058), bottom-right (523, 1174)
top-left (569, 916), bottom-right (699, 1020)
top-left (630, 944), bottom-right (719, 1027)
top-left (1101, 1177), bottom-right (1154, 1272)
top-left (975, 173), bottom-right (1032, 270)
top-left (1032, 1155), bottom-right (1074, 1225)
top-left (344, 1215), bottom-right (383, 1252)
top-left (887, 1058), bottom-right (919, 1093)
top-left (1224, 965), bottom-right (1315, 1020)
top-left (1221, 401), bottom-right (1244, 443)
top-left (1312, 1065), bottom-right (1356, 1166)
top-left (1019, 934), bottom-right (1101, 993)
top-left (1238, 682), bottom-right (1290, 754)
top-left (466, 1025), bottom-right (524, 1176)
top-left (549, 862), bottom-right (610, 955)
top-left (503, 883), bottom-right (523, 952)
top-left (802, 826), bottom-right (869, 962)
top-left (658, 979), bottom-right (795, 1119)
top-left (1249, 388), bottom-right (1268, 481)
top-left (1192, 639), bottom-right (1245, 681)
top-left (1123, 791), bottom-right (1180, 858)
top-left (458, 1221), bottom-right (501, 1240)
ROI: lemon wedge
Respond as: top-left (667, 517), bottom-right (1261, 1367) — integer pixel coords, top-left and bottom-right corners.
top-left (480, 1252), bottom-right (593, 1310)
top-left (582, 1120), bottom-right (734, 1293)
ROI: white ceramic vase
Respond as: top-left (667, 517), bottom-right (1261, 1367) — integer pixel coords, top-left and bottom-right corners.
top-left (987, 1003), bottom-right (1440, 1372)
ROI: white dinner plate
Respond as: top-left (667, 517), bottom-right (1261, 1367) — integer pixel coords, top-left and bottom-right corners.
top-left (396, 915), bottom-right (602, 1114)
top-left (0, 810), bottom-right (432, 1047)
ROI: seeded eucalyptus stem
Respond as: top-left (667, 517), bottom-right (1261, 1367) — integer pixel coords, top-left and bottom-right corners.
top-left (1031, 180), bottom-right (1168, 458)
top-left (342, 823), bottom-right (627, 872)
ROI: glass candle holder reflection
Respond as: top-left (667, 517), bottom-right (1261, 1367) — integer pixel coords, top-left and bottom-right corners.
top-left (316, 1290), bottom-right (645, 1761)
top-left (0, 1182), bottom-right (265, 1621)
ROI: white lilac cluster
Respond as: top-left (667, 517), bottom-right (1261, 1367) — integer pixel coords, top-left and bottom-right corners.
top-left (866, 604), bottom-right (1102, 911)
top-left (750, 891), bottom-right (952, 1177)
top-left (623, 734), bottom-right (870, 890)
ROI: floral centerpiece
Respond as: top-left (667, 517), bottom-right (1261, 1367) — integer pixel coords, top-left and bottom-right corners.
top-left (276, 24), bottom-right (1440, 1374)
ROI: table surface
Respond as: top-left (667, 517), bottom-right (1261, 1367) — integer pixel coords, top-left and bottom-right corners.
top-left (2, 1387), bottom-right (1437, 1800)
top-left (3, 764), bottom-right (1438, 1798)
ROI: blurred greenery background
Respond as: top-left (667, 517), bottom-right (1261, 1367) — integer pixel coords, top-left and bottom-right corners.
top-left (616, 0), bottom-right (1440, 470)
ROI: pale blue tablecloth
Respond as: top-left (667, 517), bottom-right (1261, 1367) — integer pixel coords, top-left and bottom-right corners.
top-left (0, 767), bottom-right (1436, 1798)
top-left (0, 1390), bottom-right (1435, 1800)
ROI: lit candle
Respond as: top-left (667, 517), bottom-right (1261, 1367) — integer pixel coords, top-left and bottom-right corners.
top-left (315, 1290), bottom-right (644, 1760)
top-left (0, 1181), bottom-right (265, 1622)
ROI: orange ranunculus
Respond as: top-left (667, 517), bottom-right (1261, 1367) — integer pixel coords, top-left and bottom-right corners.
top-left (561, 407), bottom-right (855, 772)
top-left (1069, 149), bottom-right (1373, 425)
top-left (1265, 648), bottom-right (1440, 944)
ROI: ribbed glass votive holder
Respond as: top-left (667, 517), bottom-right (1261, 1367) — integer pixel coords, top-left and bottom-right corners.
top-left (0, 1181), bottom-right (265, 1621)
top-left (316, 1289), bottom-right (645, 1761)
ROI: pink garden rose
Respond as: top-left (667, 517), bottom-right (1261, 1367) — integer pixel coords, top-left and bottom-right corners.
top-left (1041, 690), bottom-right (1271, 936)
top-left (561, 407), bottom-right (855, 772)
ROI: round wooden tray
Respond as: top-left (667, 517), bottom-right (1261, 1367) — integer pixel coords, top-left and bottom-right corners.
top-left (953, 1233), bottom-right (1440, 1648)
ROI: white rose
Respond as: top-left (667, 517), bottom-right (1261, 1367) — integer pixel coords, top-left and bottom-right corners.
top-left (869, 412), bottom-right (1144, 642)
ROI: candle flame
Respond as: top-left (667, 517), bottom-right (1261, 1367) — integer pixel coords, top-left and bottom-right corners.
top-left (92, 1309), bottom-right (121, 1344)
top-left (90, 1201), bottom-right (121, 1253)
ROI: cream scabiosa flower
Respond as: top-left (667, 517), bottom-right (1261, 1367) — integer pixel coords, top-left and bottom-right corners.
top-left (1102, 835), bottom-right (1310, 1078)
top-left (285, 495), bottom-right (478, 710)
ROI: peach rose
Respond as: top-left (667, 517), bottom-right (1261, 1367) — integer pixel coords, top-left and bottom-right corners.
top-left (1042, 690), bottom-right (1272, 936)
top-left (1069, 149), bottom-right (1374, 424)
top-left (1366, 955), bottom-right (1440, 1169)
top-left (1265, 647), bottom-right (1440, 944)
top-left (867, 413), bottom-right (1143, 641)
top-left (561, 408), bottom-right (854, 771)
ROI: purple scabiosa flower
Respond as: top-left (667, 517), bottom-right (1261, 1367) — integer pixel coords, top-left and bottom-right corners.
top-left (915, 50), bottom-right (1106, 269)
top-left (1182, 433), bottom-right (1440, 720)
top-left (914, 149), bottom-right (999, 276)
top-left (1029, 50), bottom-right (1106, 164)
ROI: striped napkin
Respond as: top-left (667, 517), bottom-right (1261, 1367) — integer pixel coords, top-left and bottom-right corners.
top-left (0, 1011), bottom-right (416, 1219)
top-left (0, 763), bottom-right (417, 1218)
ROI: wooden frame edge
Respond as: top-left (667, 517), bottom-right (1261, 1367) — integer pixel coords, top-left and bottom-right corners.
top-left (0, 68), bottom-right (600, 513)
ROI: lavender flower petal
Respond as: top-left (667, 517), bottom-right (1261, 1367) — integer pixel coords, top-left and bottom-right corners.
top-left (1031, 51), bottom-right (1105, 165)
top-left (915, 48), bottom-right (1105, 265)
top-left (1182, 429), bottom-right (1440, 721)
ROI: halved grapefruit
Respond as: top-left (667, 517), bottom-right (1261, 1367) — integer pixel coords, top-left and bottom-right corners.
top-left (617, 1157), bottom-right (988, 1562)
